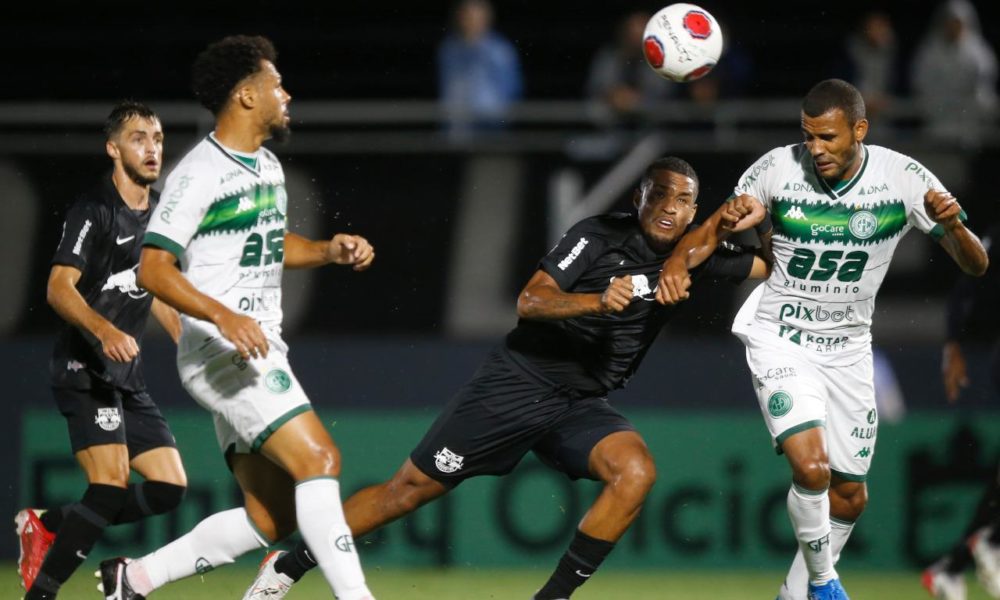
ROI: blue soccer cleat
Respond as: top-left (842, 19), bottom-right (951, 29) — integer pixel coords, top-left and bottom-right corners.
top-left (807, 578), bottom-right (850, 600)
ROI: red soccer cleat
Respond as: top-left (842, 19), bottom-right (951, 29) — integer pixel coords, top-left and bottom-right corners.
top-left (15, 508), bottom-right (55, 590)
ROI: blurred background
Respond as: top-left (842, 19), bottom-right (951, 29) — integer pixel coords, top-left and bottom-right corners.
top-left (2, 0), bottom-right (999, 585)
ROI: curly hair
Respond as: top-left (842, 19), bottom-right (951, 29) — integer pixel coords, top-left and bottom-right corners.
top-left (191, 35), bottom-right (278, 115)
top-left (103, 100), bottom-right (158, 140)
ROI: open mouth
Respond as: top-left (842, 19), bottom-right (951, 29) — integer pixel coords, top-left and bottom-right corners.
top-left (656, 218), bottom-right (675, 231)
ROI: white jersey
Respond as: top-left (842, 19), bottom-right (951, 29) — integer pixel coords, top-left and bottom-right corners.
top-left (732, 143), bottom-right (962, 366)
top-left (145, 134), bottom-right (288, 356)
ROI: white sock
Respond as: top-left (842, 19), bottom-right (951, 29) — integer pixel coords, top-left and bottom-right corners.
top-left (787, 484), bottom-right (837, 586)
top-left (780, 519), bottom-right (854, 599)
top-left (296, 477), bottom-right (372, 600)
top-left (127, 508), bottom-right (267, 595)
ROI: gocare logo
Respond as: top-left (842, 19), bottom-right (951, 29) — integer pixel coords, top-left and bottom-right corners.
top-left (778, 302), bottom-right (855, 323)
top-left (811, 223), bottom-right (845, 237)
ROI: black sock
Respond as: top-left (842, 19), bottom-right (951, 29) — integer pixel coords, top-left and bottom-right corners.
top-left (990, 519), bottom-right (1000, 545)
top-left (943, 541), bottom-right (974, 574)
top-left (114, 481), bottom-right (187, 524)
top-left (31, 484), bottom-right (127, 593)
top-left (39, 505), bottom-right (72, 534)
top-left (275, 541), bottom-right (318, 582)
top-left (535, 530), bottom-right (616, 600)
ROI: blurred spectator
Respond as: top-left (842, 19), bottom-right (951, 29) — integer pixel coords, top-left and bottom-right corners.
top-left (912, 0), bottom-right (998, 148)
top-left (844, 11), bottom-right (900, 121)
top-left (586, 11), bottom-right (673, 126)
top-left (438, 0), bottom-right (523, 140)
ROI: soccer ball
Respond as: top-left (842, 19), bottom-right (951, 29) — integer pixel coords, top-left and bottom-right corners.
top-left (642, 3), bottom-right (723, 82)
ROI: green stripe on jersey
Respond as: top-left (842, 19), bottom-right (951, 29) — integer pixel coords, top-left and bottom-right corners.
top-left (143, 231), bottom-right (186, 260)
top-left (771, 198), bottom-right (907, 246)
top-left (194, 184), bottom-right (286, 238)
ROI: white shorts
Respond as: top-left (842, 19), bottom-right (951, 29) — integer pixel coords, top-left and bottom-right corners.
top-left (179, 340), bottom-right (311, 455)
top-left (743, 330), bottom-right (877, 482)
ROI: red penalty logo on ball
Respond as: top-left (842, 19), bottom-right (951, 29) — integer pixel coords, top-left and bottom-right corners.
top-left (683, 10), bottom-right (712, 39)
top-left (643, 36), bottom-right (665, 68)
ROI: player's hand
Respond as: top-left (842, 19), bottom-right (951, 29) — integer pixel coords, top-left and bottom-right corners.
top-left (97, 324), bottom-right (140, 363)
top-left (329, 234), bottom-right (375, 271)
top-left (601, 275), bottom-right (634, 313)
top-left (942, 340), bottom-right (969, 404)
top-left (215, 310), bottom-right (269, 360)
top-left (656, 258), bottom-right (692, 305)
top-left (720, 195), bottom-right (765, 233)
top-left (924, 189), bottom-right (962, 229)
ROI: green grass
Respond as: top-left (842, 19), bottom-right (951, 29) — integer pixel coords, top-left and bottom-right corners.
top-left (4, 562), bottom-right (993, 599)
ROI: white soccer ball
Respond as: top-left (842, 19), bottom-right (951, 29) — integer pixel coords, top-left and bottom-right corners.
top-left (642, 3), bottom-right (723, 82)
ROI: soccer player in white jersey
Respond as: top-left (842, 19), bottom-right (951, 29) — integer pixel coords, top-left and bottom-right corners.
top-left (96, 35), bottom-right (376, 600)
top-left (656, 79), bottom-right (989, 600)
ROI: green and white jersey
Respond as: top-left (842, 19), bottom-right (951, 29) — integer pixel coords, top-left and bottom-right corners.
top-left (731, 143), bottom-right (965, 365)
top-left (144, 134), bottom-right (289, 356)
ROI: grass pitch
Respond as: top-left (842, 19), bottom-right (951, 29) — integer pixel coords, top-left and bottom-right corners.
top-left (3, 562), bottom-right (995, 599)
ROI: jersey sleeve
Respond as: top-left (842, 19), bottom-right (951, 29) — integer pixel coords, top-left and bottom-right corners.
top-left (539, 219), bottom-right (608, 290)
top-left (898, 157), bottom-right (966, 240)
top-left (697, 241), bottom-right (756, 282)
top-left (731, 149), bottom-right (781, 210)
top-left (144, 164), bottom-right (214, 260)
top-left (51, 199), bottom-right (106, 272)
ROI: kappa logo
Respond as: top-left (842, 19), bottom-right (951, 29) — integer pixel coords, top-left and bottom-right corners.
top-left (434, 447), bottom-right (465, 473)
top-left (102, 265), bottom-right (148, 299)
top-left (94, 407), bottom-right (122, 432)
top-left (236, 196), bottom-right (255, 214)
top-left (783, 206), bottom-right (807, 221)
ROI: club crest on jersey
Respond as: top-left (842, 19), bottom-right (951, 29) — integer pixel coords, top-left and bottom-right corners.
top-left (683, 10), bottom-right (713, 39)
top-left (95, 407), bottom-right (122, 432)
top-left (275, 186), bottom-right (288, 216)
top-left (434, 447), bottom-right (464, 473)
top-left (848, 210), bottom-right (877, 240)
top-left (767, 391), bottom-right (793, 418)
top-left (629, 274), bottom-right (657, 301)
top-left (102, 265), bottom-right (149, 299)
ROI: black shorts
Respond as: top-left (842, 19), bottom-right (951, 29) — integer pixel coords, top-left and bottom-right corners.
top-left (410, 347), bottom-right (635, 487)
top-left (52, 385), bottom-right (176, 457)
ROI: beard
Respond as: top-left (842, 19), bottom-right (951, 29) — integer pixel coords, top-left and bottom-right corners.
top-left (123, 160), bottom-right (158, 186)
top-left (269, 122), bottom-right (291, 144)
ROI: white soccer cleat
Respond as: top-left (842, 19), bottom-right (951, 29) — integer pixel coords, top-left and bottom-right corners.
top-left (921, 560), bottom-right (967, 600)
top-left (970, 527), bottom-right (1000, 598)
top-left (242, 551), bottom-right (294, 600)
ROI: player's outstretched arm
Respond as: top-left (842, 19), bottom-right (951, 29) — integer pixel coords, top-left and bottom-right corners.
top-left (138, 247), bottom-right (269, 360)
top-left (47, 264), bottom-right (139, 363)
top-left (517, 270), bottom-right (633, 320)
top-left (655, 195), bottom-right (765, 304)
top-left (925, 190), bottom-right (989, 276)
top-left (284, 232), bottom-right (375, 271)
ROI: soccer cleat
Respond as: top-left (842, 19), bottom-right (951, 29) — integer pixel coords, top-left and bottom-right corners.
top-left (807, 578), bottom-right (850, 600)
top-left (97, 557), bottom-right (145, 600)
top-left (970, 527), bottom-right (1000, 598)
top-left (921, 561), bottom-right (967, 600)
top-left (15, 508), bottom-right (55, 591)
top-left (242, 551), bottom-right (294, 600)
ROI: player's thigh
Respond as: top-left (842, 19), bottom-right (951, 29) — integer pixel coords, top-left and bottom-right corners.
top-left (259, 409), bottom-right (340, 480)
top-left (54, 386), bottom-right (131, 484)
top-left (822, 354), bottom-right (876, 483)
top-left (75, 443), bottom-right (131, 486)
top-left (130, 447), bottom-right (187, 487)
top-left (532, 396), bottom-right (639, 482)
top-left (121, 390), bottom-right (186, 485)
top-left (229, 452), bottom-right (297, 543)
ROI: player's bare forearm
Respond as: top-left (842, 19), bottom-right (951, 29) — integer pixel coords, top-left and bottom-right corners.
top-left (284, 232), bottom-right (375, 271)
top-left (151, 298), bottom-right (182, 344)
top-left (47, 265), bottom-right (116, 340)
top-left (283, 232), bottom-right (330, 269)
top-left (517, 270), bottom-right (619, 320)
top-left (138, 248), bottom-right (232, 325)
top-left (938, 222), bottom-right (989, 276)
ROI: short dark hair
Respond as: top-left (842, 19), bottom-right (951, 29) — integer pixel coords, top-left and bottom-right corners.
top-left (641, 156), bottom-right (699, 190)
top-left (192, 35), bottom-right (278, 115)
top-left (104, 100), bottom-right (158, 140)
top-left (802, 79), bottom-right (866, 124)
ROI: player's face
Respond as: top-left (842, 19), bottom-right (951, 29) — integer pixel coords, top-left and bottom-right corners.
top-left (634, 169), bottom-right (698, 250)
top-left (255, 60), bottom-right (292, 142)
top-left (108, 116), bottom-right (163, 186)
top-left (801, 108), bottom-right (868, 181)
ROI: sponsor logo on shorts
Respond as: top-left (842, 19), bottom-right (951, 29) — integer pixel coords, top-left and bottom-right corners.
top-left (434, 447), bottom-right (465, 474)
top-left (264, 369), bottom-right (292, 393)
top-left (94, 407), bottom-right (121, 432)
top-left (867, 408), bottom-right (877, 424)
top-left (334, 534), bottom-right (355, 552)
top-left (850, 426), bottom-right (875, 439)
top-left (767, 391), bottom-right (793, 418)
top-left (195, 557), bottom-right (214, 574)
top-left (67, 360), bottom-right (86, 372)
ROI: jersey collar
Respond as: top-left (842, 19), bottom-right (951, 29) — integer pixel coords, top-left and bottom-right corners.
top-left (814, 144), bottom-right (868, 200)
top-left (207, 133), bottom-right (261, 177)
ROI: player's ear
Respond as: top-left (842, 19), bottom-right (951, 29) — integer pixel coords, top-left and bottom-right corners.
top-left (106, 140), bottom-right (120, 161)
top-left (854, 118), bottom-right (869, 143)
top-left (234, 83), bottom-right (256, 110)
top-left (632, 187), bottom-right (643, 210)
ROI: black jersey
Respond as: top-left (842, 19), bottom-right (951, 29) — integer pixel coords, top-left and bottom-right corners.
top-left (505, 213), bottom-right (754, 393)
top-left (947, 223), bottom-right (1000, 344)
top-left (50, 176), bottom-right (158, 391)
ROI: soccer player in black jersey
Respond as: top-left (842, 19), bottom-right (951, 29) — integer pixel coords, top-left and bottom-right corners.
top-left (242, 157), bottom-right (771, 600)
top-left (16, 101), bottom-right (187, 599)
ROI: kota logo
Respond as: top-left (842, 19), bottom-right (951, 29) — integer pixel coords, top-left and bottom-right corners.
top-left (334, 534), bottom-right (355, 552)
top-left (94, 408), bottom-right (122, 432)
top-left (265, 369), bottom-right (292, 393)
top-left (434, 447), bottom-right (465, 474)
top-left (848, 210), bottom-right (877, 239)
top-left (783, 206), bottom-right (807, 221)
top-left (767, 391), bottom-right (793, 418)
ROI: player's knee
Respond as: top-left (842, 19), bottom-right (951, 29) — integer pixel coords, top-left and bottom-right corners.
top-left (792, 460), bottom-right (831, 490)
top-left (142, 481), bottom-right (187, 515)
top-left (301, 445), bottom-right (341, 478)
top-left (611, 451), bottom-right (657, 499)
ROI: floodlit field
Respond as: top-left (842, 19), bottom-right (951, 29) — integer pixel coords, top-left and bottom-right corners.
top-left (3, 562), bottom-right (993, 599)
